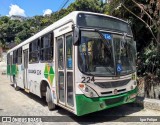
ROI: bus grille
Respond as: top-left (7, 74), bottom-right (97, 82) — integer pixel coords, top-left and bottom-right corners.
top-left (94, 79), bottom-right (131, 88)
top-left (105, 96), bottom-right (124, 105)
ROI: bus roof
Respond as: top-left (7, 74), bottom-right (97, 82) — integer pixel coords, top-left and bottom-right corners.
top-left (7, 11), bottom-right (128, 53)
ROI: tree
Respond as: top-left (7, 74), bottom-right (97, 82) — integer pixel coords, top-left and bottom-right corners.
top-left (106, 0), bottom-right (160, 99)
top-left (73, 0), bottom-right (103, 13)
top-left (106, 0), bottom-right (160, 74)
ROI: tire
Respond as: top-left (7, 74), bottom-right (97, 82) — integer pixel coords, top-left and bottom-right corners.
top-left (46, 86), bottom-right (56, 110)
top-left (13, 76), bottom-right (20, 91)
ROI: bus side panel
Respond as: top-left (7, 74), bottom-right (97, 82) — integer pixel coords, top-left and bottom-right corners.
top-left (28, 63), bottom-right (55, 97)
top-left (28, 63), bottom-right (44, 96)
top-left (76, 88), bottom-right (138, 116)
top-left (7, 64), bottom-right (17, 83)
top-left (11, 64), bottom-right (17, 76)
top-left (16, 65), bottom-right (24, 88)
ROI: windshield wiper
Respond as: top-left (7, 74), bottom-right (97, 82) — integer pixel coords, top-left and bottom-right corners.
top-left (94, 29), bottom-right (112, 54)
top-left (105, 67), bottom-right (113, 74)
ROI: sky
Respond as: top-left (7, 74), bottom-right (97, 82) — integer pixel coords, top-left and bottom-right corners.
top-left (0, 0), bottom-right (75, 17)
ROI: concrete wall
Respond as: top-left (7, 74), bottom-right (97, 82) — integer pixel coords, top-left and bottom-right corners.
top-left (138, 76), bottom-right (160, 100)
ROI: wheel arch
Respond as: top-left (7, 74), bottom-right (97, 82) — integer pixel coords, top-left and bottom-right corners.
top-left (40, 79), bottom-right (51, 98)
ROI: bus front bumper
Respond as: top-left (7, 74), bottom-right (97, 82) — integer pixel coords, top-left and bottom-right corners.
top-left (76, 87), bottom-right (138, 116)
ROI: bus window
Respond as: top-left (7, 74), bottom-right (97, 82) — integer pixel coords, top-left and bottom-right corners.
top-left (7, 54), bottom-right (10, 65)
top-left (17, 47), bottom-right (22, 64)
top-left (7, 53), bottom-right (11, 75)
top-left (57, 38), bottom-right (63, 69)
top-left (67, 72), bottom-right (74, 106)
top-left (13, 50), bottom-right (18, 64)
top-left (40, 33), bottom-right (53, 62)
top-left (59, 72), bottom-right (64, 102)
top-left (29, 39), bottom-right (39, 63)
top-left (66, 35), bottom-right (73, 69)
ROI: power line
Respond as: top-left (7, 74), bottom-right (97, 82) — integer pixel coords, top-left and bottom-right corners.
top-left (58, 0), bottom-right (67, 10)
top-left (58, 0), bottom-right (71, 11)
top-left (61, 0), bottom-right (70, 9)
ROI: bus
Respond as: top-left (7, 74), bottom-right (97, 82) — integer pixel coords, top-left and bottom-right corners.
top-left (7, 11), bottom-right (137, 116)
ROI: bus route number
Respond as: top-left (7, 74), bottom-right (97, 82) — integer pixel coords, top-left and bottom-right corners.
top-left (81, 76), bottom-right (95, 83)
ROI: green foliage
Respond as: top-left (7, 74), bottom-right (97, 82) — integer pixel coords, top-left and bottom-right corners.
top-left (106, 0), bottom-right (160, 77)
top-left (137, 41), bottom-right (160, 77)
top-left (73, 0), bottom-right (103, 13)
top-left (0, 0), bottom-right (105, 47)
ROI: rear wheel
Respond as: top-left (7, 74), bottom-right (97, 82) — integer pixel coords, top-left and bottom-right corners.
top-left (46, 86), bottom-right (56, 110)
top-left (13, 76), bottom-right (20, 91)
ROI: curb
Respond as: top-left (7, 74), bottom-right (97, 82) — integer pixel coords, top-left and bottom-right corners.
top-left (135, 96), bottom-right (160, 111)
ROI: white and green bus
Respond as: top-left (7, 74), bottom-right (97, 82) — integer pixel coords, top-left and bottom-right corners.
top-left (7, 11), bottom-right (137, 116)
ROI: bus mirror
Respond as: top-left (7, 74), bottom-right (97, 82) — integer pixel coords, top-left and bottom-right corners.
top-left (73, 27), bottom-right (79, 45)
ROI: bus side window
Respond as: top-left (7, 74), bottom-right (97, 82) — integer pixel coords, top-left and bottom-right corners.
top-left (29, 39), bottom-right (39, 63)
top-left (7, 54), bottom-right (10, 65)
top-left (13, 50), bottom-right (18, 64)
top-left (17, 47), bottom-right (22, 65)
top-left (40, 33), bottom-right (53, 62)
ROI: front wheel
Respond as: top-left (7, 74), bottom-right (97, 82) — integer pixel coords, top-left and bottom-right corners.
top-left (46, 86), bottom-right (56, 110)
top-left (13, 76), bottom-right (20, 91)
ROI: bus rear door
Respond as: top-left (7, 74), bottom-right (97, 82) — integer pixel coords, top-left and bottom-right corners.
top-left (23, 49), bottom-right (29, 92)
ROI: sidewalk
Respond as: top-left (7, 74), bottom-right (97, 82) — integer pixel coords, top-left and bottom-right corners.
top-left (136, 96), bottom-right (160, 111)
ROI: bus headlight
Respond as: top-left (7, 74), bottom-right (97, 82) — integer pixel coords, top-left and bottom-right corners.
top-left (78, 83), bottom-right (98, 98)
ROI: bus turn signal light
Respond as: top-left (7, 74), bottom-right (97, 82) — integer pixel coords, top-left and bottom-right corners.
top-left (79, 83), bottom-right (84, 89)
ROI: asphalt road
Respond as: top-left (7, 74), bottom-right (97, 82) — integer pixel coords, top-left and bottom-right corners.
top-left (0, 73), bottom-right (160, 125)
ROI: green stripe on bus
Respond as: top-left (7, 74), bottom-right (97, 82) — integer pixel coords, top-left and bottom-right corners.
top-left (76, 88), bottom-right (138, 116)
top-left (7, 65), bottom-right (10, 75)
top-left (7, 64), bottom-right (17, 75)
top-left (11, 64), bottom-right (17, 75)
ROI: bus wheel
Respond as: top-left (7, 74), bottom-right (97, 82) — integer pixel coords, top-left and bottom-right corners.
top-left (13, 76), bottom-right (20, 91)
top-left (46, 86), bottom-right (55, 110)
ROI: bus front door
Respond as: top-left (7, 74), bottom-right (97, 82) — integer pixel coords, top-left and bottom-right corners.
top-left (23, 49), bottom-right (29, 92)
top-left (56, 33), bottom-right (74, 109)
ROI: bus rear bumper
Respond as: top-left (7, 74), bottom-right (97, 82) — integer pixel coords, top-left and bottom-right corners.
top-left (76, 87), bottom-right (138, 116)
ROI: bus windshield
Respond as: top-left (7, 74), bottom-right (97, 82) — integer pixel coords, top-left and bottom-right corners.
top-left (78, 31), bottom-right (115, 76)
top-left (113, 35), bottom-right (136, 75)
top-left (78, 31), bottom-right (136, 76)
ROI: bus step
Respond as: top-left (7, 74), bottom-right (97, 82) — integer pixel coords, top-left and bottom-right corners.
top-left (25, 89), bottom-right (30, 93)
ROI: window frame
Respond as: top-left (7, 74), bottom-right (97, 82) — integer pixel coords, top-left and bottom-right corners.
top-left (40, 32), bottom-right (54, 62)
top-left (7, 53), bottom-right (11, 65)
top-left (13, 50), bottom-right (18, 64)
top-left (17, 47), bottom-right (22, 65)
top-left (29, 39), bottom-right (40, 64)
